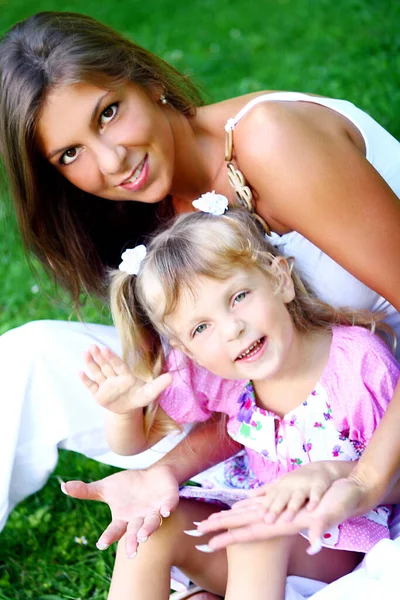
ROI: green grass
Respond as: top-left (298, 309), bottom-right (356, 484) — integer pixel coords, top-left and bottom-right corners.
top-left (1, 0), bottom-right (400, 596)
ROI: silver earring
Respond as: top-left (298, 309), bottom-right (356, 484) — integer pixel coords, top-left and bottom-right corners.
top-left (160, 94), bottom-right (167, 105)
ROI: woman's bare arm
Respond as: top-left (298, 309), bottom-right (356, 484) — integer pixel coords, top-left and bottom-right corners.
top-left (233, 101), bottom-right (400, 509)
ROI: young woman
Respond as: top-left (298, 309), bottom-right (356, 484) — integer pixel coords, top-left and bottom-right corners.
top-left (1, 11), bottom-right (400, 583)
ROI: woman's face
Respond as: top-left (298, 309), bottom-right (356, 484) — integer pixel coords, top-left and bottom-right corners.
top-left (37, 81), bottom-right (175, 203)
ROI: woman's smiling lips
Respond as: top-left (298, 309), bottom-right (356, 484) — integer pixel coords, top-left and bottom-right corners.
top-left (235, 337), bottom-right (267, 362)
top-left (118, 155), bottom-right (149, 191)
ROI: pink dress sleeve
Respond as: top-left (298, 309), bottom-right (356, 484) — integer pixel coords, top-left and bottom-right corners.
top-left (159, 349), bottom-right (245, 424)
top-left (321, 326), bottom-right (400, 445)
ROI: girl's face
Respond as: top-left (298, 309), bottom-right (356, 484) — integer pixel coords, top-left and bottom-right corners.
top-left (37, 81), bottom-right (175, 203)
top-left (166, 264), bottom-right (300, 383)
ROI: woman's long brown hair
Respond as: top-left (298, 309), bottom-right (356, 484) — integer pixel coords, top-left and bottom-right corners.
top-left (0, 12), bottom-right (203, 306)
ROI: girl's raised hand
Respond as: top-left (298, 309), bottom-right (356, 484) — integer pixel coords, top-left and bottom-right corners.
top-left (80, 344), bottom-right (172, 413)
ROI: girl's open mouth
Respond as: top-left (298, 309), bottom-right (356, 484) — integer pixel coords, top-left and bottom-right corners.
top-left (235, 337), bottom-right (266, 362)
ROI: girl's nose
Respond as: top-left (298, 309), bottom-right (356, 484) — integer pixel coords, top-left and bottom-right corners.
top-left (223, 317), bottom-right (245, 342)
top-left (96, 140), bottom-right (127, 175)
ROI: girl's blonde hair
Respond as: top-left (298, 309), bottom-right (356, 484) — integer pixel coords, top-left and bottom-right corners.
top-left (110, 209), bottom-right (392, 437)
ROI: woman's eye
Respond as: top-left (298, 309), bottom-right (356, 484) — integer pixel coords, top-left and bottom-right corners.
top-left (194, 323), bottom-right (208, 336)
top-left (60, 147), bottom-right (80, 166)
top-left (100, 103), bottom-right (118, 126)
top-left (233, 291), bottom-right (247, 304)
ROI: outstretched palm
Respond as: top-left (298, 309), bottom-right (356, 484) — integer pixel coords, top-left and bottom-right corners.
top-left (63, 465), bottom-right (180, 557)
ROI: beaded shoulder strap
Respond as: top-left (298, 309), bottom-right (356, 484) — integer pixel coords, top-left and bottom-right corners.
top-left (225, 116), bottom-right (271, 236)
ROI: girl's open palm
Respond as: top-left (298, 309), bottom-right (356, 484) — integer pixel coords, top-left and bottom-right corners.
top-left (80, 344), bottom-right (172, 413)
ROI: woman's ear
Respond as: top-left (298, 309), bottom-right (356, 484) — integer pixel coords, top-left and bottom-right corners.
top-left (271, 256), bottom-right (296, 303)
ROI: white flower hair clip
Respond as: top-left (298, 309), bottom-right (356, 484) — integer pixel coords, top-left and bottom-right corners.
top-left (192, 190), bottom-right (229, 216)
top-left (119, 244), bottom-right (147, 275)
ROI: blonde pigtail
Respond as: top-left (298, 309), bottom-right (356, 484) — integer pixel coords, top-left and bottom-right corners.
top-left (109, 270), bottom-right (179, 437)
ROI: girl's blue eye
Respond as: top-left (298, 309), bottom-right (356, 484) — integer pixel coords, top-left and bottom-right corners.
top-left (100, 103), bottom-right (118, 126)
top-left (233, 291), bottom-right (247, 304)
top-left (194, 323), bottom-right (208, 336)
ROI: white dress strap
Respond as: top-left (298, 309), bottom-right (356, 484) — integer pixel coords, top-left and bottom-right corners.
top-left (225, 92), bottom-right (312, 132)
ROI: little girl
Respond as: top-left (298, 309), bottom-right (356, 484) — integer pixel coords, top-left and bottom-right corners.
top-left (83, 202), bottom-right (399, 600)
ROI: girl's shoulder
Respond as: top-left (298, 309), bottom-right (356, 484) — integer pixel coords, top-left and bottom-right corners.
top-left (323, 325), bottom-right (400, 391)
top-left (331, 324), bottom-right (396, 360)
top-left (321, 326), bottom-right (400, 442)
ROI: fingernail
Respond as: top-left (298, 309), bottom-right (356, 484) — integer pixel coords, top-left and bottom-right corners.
top-left (60, 482), bottom-right (69, 496)
top-left (184, 529), bottom-right (204, 537)
top-left (195, 544), bottom-right (214, 553)
top-left (193, 521), bottom-right (201, 526)
top-left (161, 510), bottom-right (170, 518)
top-left (137, 536), bottom-right (148, 543)
top-left (263, 513), bottom-right (275, 524)
top-left (127, 551), bottom-right (137, 559)
top-left (96, 542), bottom-right (109, 551)
top-left (306, 538), bottom-right (323, 556)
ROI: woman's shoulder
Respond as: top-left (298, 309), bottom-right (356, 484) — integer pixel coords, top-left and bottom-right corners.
top-left (198, 91), bottom-right (294, 134)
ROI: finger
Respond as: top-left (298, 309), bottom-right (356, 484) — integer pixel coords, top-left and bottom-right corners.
top-left (263, 491), bottom-right (291, 522)
top-left (95, 346), bottom-right (119, 379)
top-left (96, 519), bottom-right (127, 550)
top-left (229, 501), bottom-right (262, 514)
top-left (62, 479), bottom-right (104, 502)
top-left (125, 518), bottom-right (147, 558)
top-left (103, 348), bottom-right (135, 377)
top-left (307, 483), bottom-right (328, 511)
top-left (207, 519), bottom-right (300, 551)
top-left (246, 485), bottom-right (269, 497)
top-left (232, 489), bottom-right (275, 511)
top-left (281, 491), bottom-right (307, 520)
top-left (205, 506), bottom-right (318, 551)
top-left (160, 491), bottom-right (179, 518)
top-left (198, 506), bottom-right (265, 533)
top-left (84, 346), bottom-right (107, 384)
top-left (307, 516), bottom-right (325, 550)
top-left (138, 373), bottom-right (173, 405)
top-left (79, 370), bottom-right (99, 393)
top-left (136, 511), bottom-right (164, 540)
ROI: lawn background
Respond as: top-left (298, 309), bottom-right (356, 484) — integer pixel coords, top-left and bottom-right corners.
top-left (1, 0), bottom-right (399, 597)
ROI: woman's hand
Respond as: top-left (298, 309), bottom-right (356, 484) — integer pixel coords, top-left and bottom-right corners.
top-left (195, 463), bottom-right (373, 552)
top-left (61, 464), bottom-right (179, 558)
top-left (80, 344), bottom-right (172, 413)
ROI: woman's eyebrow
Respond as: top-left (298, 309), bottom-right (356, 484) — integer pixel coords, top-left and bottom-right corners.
top-left (46, 91), bottom-right (111, 160)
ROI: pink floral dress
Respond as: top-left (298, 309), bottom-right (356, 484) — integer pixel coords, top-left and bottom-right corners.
top-left (160, 325), bottom-right (400, 553)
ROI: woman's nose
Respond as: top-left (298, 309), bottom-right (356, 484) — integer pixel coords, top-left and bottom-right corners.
top-left (96, 140), bottom-right (127, 175)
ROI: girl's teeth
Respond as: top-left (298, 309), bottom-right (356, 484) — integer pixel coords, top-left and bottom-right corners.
top-left (126, 159), bottom-right (145, 183)
top-left (238, 339), bottom-right (262, 359)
